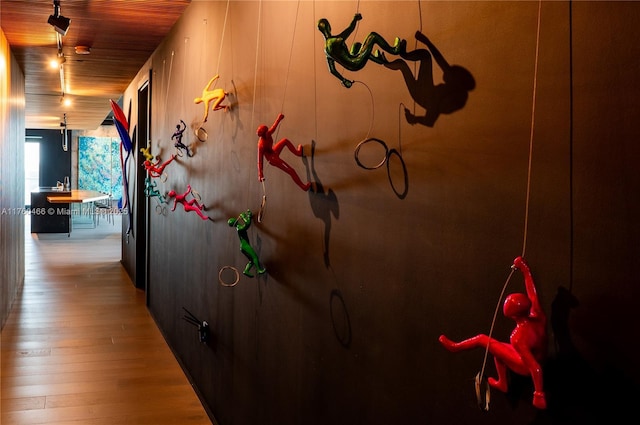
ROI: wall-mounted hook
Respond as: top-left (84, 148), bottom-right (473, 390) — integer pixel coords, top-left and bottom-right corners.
top-left (182, 307), bottom-right (210, 344)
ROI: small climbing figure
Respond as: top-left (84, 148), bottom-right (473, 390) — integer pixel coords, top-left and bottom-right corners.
top-left (172, 119), bottom-right (193, 157)
top-left (140, 146), bottom-right (154, 162)
top-left (318, 13), bottom-right (406, 88)
top-left (439, 256), bottom-right (548, 409)
top-left (228, 209), bottom-right (266, 278)
top-left (167, 184), bottom-right (210, 221)
top-left (194, 74), bottom-right (230, 123)
top-left (143, 154), bottom-right (177, 178)
top-left (257, 113), bottom-right (311, 191)
top-left (143, 176), bottom-right (166, 203)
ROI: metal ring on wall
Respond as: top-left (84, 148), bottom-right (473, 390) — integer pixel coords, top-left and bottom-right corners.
top-left (218, 266), bottom-right (240, 287)
top-left (354, 137), bottom-right (389, 170)
top-left (195, 126), bottom-right (208, 142)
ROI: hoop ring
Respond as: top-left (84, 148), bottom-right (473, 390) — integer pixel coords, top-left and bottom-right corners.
top-left (155, 204), bottom-right (167, 215)
top-left (218, 266), bottom-right (240, 287)
top-left (195, 126), bottom-right (208, 142)
top-left (354, 137), bottom-right (389, 170)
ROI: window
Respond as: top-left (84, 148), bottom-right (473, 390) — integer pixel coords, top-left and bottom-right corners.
top-left (24, 141), bottom-right (40, 207)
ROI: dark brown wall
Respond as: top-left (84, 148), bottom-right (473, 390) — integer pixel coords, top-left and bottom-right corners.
top-left (1, 30), bottom-right (25, 330)
top-left (25, 129), bottom-right (71, 190)
top-left (122, 1), bottom-right (640, 424)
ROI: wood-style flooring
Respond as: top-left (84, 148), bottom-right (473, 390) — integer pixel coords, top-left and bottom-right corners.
top-left (1, 216), bottom-right (212, 424)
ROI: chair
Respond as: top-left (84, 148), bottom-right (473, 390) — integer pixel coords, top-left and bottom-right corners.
top-left (94, 193), bottom-right (113, 226)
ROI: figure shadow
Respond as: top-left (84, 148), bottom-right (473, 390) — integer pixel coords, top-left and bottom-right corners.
top-left (384, 30), bottom-right (475, 127)
top-left (528, 286), bottom-right (640, 423)
top-left (302, 140), bottom-right (340, 268)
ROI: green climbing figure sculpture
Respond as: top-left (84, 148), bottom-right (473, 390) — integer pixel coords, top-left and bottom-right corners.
top-left (143, 176), bottom-right (165, 203)
top-left (318, 13), bottom-right (406, 88)
top-left (228, 209), bottom-right (266, 278)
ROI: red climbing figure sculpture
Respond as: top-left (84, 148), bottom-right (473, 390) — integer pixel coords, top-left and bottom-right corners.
top-left (143, 154), bottom-right (177, 178)
top-left (439, 256), bottom-right (547, 409)
top-left (167, 184), bottom-right (210, 221)
top-left (257, 113), bottom-right (311, 191)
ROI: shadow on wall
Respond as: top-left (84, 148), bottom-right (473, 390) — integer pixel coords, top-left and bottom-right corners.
top-left (303, 140), bottom-right (340, 268)
top-left (531, 286), bottom-right (640, 424)
top-left (385, 30), bottom-right (476, 128)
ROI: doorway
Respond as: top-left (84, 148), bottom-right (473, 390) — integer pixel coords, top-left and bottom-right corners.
top-left (136, 78), bottom-right (150, 295)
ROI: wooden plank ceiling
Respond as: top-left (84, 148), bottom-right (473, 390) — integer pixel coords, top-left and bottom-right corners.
top-left (1, 0), bottom-right (191, 130)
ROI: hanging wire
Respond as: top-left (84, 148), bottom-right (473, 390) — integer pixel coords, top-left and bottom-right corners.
top-left (476, 0), bottom-right (543, 408)
top-left (354, 80), bottom-right (375, 141)
top-left (163, 51), bottom-right (175, 132)
top-left (216, 0), bottom-right (231, 76)
top-left (181, 38), bottom-right (189, 119)
top-left (274, 0), bottom-right (301, 141)
top-left (280, 0), bottom-right (302, 114)
top-left (250, 0), bottom-right (264, 221)
top-left (521, 0), bottom-right (543, 259)
top-left (250, 0), bottom-right (263, 134)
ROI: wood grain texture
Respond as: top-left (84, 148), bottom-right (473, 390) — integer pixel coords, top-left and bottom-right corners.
top-left (1, 216), bottom-right (212, 424)
top-left (0, 0), bottom-right (191, 130)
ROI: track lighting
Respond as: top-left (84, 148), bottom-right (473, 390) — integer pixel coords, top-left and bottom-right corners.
top-left (60, 113), bottom-right (68, 151)
top-left (48, 1), bottom-right (71, 36)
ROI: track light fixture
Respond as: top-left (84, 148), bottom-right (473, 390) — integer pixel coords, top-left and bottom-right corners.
top-left (60, 113), bottom-right (68, 151)
top-left (48, 1), bottom-right (71, 36)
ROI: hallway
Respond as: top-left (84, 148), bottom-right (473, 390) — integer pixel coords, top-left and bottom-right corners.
top-left (1, 215), bottom-right (212, 424)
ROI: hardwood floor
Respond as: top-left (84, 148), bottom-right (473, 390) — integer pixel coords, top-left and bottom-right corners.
top-left (1, 215), bottom-right (213, 424)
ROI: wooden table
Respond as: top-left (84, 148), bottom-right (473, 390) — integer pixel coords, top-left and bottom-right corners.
top-left (47, 189), bottom-right (111, 204)
top-left (46, 190), bottom-right (111, 235)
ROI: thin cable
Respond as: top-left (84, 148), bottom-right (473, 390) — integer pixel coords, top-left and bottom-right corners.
top-left (251, 0), bottom-right (264, 213)
top-left (215, 0), bottom-right (231, 76)
top-left (521, 0), bottom-right (543, 259)
top-left (181, 38), bottom-right (189, 119)
top-left (478, 268), bottom-right (516, 386)
top-left (250, 0), bottom-right (263, 134)
top-left (280, 0), bottom-right (301, 113)
top-left (353, 80), bottom-right (375, 140)
top-left (163, 51), bottom-right (175, 134)
top-left (476, 0), bottom-right (543, 408)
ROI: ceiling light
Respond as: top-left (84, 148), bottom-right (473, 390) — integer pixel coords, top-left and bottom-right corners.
top-left (75, 46), bottom-right (91, 55)
top-left (48, 14), bottom-right (71, 36)
top-left (49, 55), bottom-right (65, 69)
top-left (48, 1), bottom-right (71, 36)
